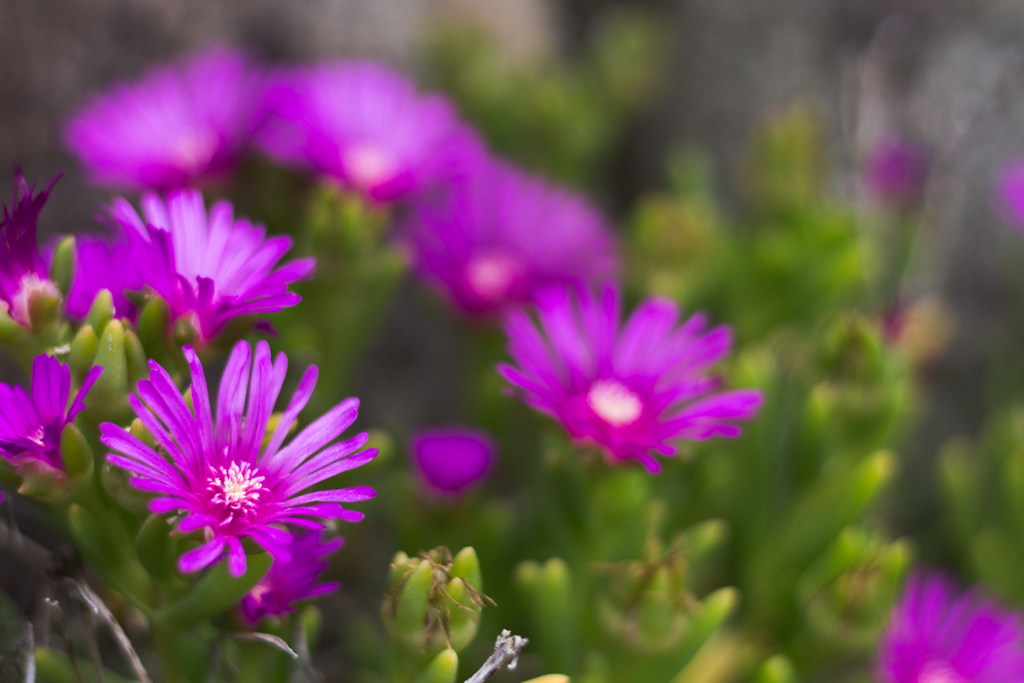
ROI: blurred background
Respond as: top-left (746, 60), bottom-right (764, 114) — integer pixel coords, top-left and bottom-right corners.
top-left (6, 0), bottom-right (1024, 678)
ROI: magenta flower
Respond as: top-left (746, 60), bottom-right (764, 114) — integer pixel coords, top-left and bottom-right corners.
top-left (998, 160), bottom-right (1024, 237)
top-left (403, 160), bottom-right (618, 316)
top-left (111, 189), bottom-right (314, 345)
top-left (101, 340), bottom-right (376, 576)
top-left (0, 355), bottom-right (102, 474)
top-left (0, 172), bottom-right (61, 326)
top-left (499, 286), bottom-right (763, 473)
top-left (65, 47), bottom-right (264, 191)
top-left (256, 60), bottom-right (484, 202)
top-left (410, 427), bottom-right (496, 496)
top-left (66, 233), bottom-right (143, 320)
top-left (865, 137), bottom-right (928, 206)
top-left (878, 571), bottom-right (1024, 683)
top-left (240, 531), bottom-right (343, 624)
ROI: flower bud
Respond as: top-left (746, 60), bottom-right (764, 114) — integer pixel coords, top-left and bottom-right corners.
top-left (522, 677), bottom-right (570, 683)
top-left (85, 290), bottom-right (114, 337)
top-left (516, 558), bottom-right (574, 671)
top-left (382, 547), bottom-right (486, 657)
top-left (27, 283), bottom-right (63, 336)
top-left (413, 648), bottom-right (459, 683)
top-left (83, 319), bottom-right (130, 422)
top-left (50, 235), bottom-right (76, 297)
top-left (68, 324), bottom-right (99, 385)
top-left (753, 655), bottom-right (796, 683)
top-left (60, 423), bottom-right (93, 481)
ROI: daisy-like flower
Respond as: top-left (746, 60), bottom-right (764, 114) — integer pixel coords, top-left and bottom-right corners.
top-left (499, 285), bottom-right (763, 473)
top-left (256, 60), bottom-right (484, 202)
top-left (0, 172), bottom-right (62, 326)
top-left (111, 189), bottom-right (314, 345)
top-left (64, 47), bottom-right (264, 191)
top-left (0, 354), bottom-right (102, 474)
top-left (878, 571), bottom-right (1024, 683)
top-left (403, 160), bottom-right (618, 316)
top-left (66, 233), bottom-right (142, 320)
top-left (410, 427), bottom-right (496, 496)
top-left (101, 340), bottom-right (376, 576)
top-left (240, 531), bottom-right (342, 624)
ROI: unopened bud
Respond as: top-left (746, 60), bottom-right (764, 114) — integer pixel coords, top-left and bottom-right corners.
top-left (50, 236), bottom-right (76, 297)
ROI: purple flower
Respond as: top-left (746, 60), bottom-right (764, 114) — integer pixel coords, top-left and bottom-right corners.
top-left (998, 160), bottom-right (1024, 237)
top-left (403, 160), bottom-right (619, 316)
top-left (499, 285), bottom-right (763, 473)
top-left (0, 355), bottom-right (102, 474)
top-left (101, 340), bottom-right (376, 577)
top-left (0, 172), bottom-right (61, 326)
top-left (879, 571), bottom-right (1024, 683)
top-left (65, 47), bottom-right (264, 191)
top-left (256, 60), bottom-right (484, 202)
top-left (240, 531), bottom-right (342, 624)
top-left (66, 233), bottom-right (143, 320)
top-left (110, 189), bottom-right (314, 345)
top-left (410, 427), bottom-right (496, 496)
top-left (865, 137), bottom-right (928, 206)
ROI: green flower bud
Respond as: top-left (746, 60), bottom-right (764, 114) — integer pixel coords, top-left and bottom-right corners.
top-left (523, 677), bottom-right (570, 683)
top-left (60, 423), bottom-right (93, 481)
top-left (50, 236), bottom-right (76, 297)
top-left (383, 547), bottom-right (486, 657)
top-left (27, 284), bottom-right (63, 336)
top-left (83, 319), bottom-right (130, 422)
top-left (68, 324), bottom-right (99, 385)
top-left (515, 558), bottom-right (574, 671)
top-left (137, 296), bottom-right (178, 368)
top-left (753, 655), bottom-right (796, 683)
top-left (85, 290), bottom-right (114, 337)
top-left (125, 328), bottom-right (149, 385)
top-left (413, 649), bottom-right (458, 683)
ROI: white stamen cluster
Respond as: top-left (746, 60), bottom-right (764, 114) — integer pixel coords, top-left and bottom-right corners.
top-left (207, 461), bottom-right (265, 520)
top-left (587, 379), bottom-right (643, 428)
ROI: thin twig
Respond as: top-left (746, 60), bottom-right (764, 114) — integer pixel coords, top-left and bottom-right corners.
top-left (23, 623), bottom-right (35, 683)
top-left (46, 599), bottom-right (85, 683)
top-left (288, 617), bottom-right (318, 683)
top-left (227, 632), bottom-right (298, 659)
top-left (65, 579), bottom-right (152, 683)
top-left (80, 611), bottom-right (106, 683)
top-left (463, 630), bottom-right (529, 683)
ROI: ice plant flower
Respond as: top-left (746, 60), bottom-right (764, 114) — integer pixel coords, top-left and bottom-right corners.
top-left (111, 189), bottom-right (314, 345)
top-left (865, 137), bottom-right (928, 206)
top-left (66, 233), bottom-right (143, 320)
top-left (64, 47), bottom-right (264, 191)
top-left (410, 427), bottom-right (496, 496)
top-left (403, 160), bottom-right (618, 316)
top-left (101, 340), bottom-right (376, 576)
top-left (997, 160), bottom-right (1024, 238)
top-left (0, 172), bottom-right (62, 326)
top-left (0, 354), bottom-right (102, 474)
top-left (499, 286), bottom-right (763, 473)
top-left (240, 531), bottom-right (343, 624)
top-left (878, 571), bottom-right (1024, 683)
top-left (256, 60), bottom-right (483, 202)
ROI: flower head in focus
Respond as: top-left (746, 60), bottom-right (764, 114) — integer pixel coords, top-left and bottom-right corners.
top-left (256, 60), bottom-right (484, 202)
top-left (499, 285), bottom-right (763, 473)
top-left (0, 355), bottom-right (102, 474)
top-left (66, 232), bottom-right (143, 320)
top-left (0, 172), bottom-right (62, 326)
top-left (111, 189), bottom-right (314, 345)
top-left (65, 47), bottom-right (264, 191)
top-left (404, 160), bottom-right (618, 317)
top-left (240, 531), bottom-right (342, 624)
top-left (410, 427), bottom-right (496, 496)
top-left (865, 137), bottom-right (928, 207)
top-left (878, 571), bottom-right (1024, 683)
top-left (101, 340), bottom-right (376, 576)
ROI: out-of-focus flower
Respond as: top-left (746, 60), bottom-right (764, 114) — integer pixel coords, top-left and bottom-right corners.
top-left (111, 189), bottom-right (314, 345)
top-left (0, 355), bottom-right (102, 474)
top-left (101, 340), bottom-right (376, 577)
top-left (878, 571), bottom-right (1024, 683)
top-left (410, 427), bottom-right (496, 496)
top-left (499, 285), bottom-right (762, 473)
top-left (0, 173), bottom-right (61, 326)
top-left (240, 531), bottom-right (343, 624)
top-left (66, 233), bottom-right (143, 320)
top-left (404, 160), bottom-right (618, 316)
top-left (998, 160), bottom-right (1024, 236)
top-left (65, 47), bottom-right (264, 191)
top-left (864, 137), bottom-right (928, 206)
top-left (256, 60), bottom-right (484, 202)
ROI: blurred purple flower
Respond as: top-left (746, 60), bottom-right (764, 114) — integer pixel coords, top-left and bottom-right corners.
top-left (111, 189), bottom-right (314, 345)
top-left (66, 233), bottom-right (143, 320)
top-left (65, 47), bottom-right (265, 191)
top-left (410, 427), bottom-right (496, 496)
top-left (865, 137), bottom-right (928, 206)
top-left (240, 531), bottom-right (343, 624)
top-left (0, 172), bottom-right (61, 326)
top-left (499, 285), bottom-right (763, 473)
top-left (101, 340), bottom-right (376, 577)
top-left (403, 160), bottom-right (618, 317)
top-left (256, 60), bottom-right (484, 202)
top-left (878, 571), bottom-right (1024, 683)
top-left (0, 355), bottom-right (102, 474)
top-left (998, 160), bottom-right (1024, 237)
